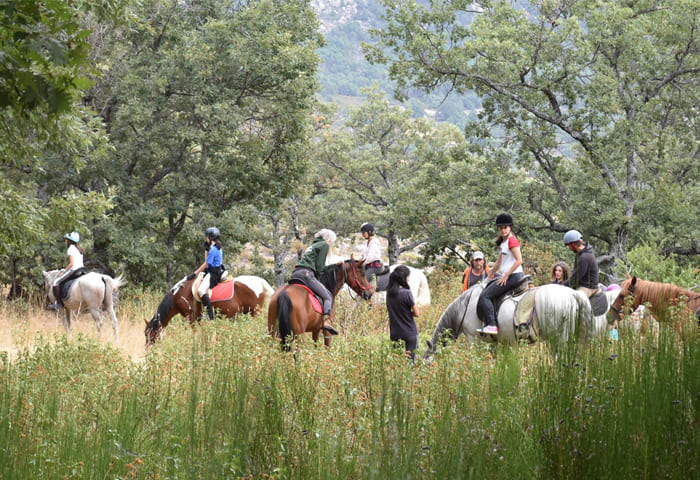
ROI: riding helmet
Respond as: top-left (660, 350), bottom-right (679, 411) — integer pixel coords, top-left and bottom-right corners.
top-left (563, 230), bottom-right (583, 246)
top-left (205, 227), bottom-right (220, 241)
top-left (360, 223), bottom-right (374, 234)
top-left (495, 213), bottom-right (513, 226)
top-left (64, 231), bottom-right (80, 243)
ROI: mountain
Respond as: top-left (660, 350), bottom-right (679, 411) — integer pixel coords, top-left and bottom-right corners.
top-left (311, 0), bottom-right (481, 127)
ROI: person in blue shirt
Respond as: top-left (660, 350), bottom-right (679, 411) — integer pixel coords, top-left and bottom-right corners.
top-left (191, 227), bottom-right (224, 321)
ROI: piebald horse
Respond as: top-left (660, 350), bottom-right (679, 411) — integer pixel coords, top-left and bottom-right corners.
top-left (144, 275), bottom-right (266, 346)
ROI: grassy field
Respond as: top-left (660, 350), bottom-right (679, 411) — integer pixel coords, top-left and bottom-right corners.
top-left (1, 270), bottom-right (698, 479)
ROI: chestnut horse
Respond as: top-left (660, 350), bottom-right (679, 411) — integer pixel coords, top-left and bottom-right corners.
top-left (610, 275), bottom-right (700, 324)
top-left (145, 275), bottom-right (264, 345)
top-left (268, 259), bottom-right (373, 349)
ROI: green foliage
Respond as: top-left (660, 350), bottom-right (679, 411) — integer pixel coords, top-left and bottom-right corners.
top-left (368, 0), bottom-right (700, 267)
top-left (615, 243), bottom-right (700, 287)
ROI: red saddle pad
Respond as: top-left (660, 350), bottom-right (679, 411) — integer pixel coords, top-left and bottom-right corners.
top-left (210, 280), bottom-right (235, 302)
top-left (292, 284), bottom-right (323, 314)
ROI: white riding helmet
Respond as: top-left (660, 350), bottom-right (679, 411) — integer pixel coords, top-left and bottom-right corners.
top-left (563, 230), bottom-right (583, 246)
top-left (64, 231), bottom-right (80, 243)
top-left (315, 228), bottom-right (337, 243)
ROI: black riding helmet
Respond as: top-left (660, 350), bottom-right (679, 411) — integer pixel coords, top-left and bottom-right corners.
top-left (205, 226), bottom-right (220, 241)
top-left (495, 213), bottom-right (513, 226)
top-left (360, 223), bottom-right (375, 234)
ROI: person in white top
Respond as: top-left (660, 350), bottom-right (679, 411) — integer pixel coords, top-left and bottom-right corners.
top-left (359, 222), bottom-right (385, 283)
top-left (476, 213), bottom-right (524, 335)
top-left (48, 231), bottom-right (85, 309)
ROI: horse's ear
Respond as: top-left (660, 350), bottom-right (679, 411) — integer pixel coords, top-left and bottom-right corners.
top-left (626, 273), bottom-right (632, 280)
top-left (631, 276), bottom-right (638, 286)
top-left (42, 270), bottom-right (48, 278)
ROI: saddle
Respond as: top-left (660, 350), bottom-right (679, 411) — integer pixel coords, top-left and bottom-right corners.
top-left (288, 279), bottom-right (323, 313)
top-left (192, 272), bottom-right (235, 302)
top-left (60, 268), bottom-right (87, 300)
top-left (589, 288), bottom-right (609, 316)
top-left (478, 275), bottom-right (534, 335)
top-left (373, 266), bottom-right (392, 291)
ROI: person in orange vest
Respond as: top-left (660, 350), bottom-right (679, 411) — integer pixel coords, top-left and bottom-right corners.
top-left (461, 251), bottom-right (490, 292)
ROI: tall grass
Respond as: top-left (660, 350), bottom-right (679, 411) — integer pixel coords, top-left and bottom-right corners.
top-left (0, 273), bottom-right (698, 479)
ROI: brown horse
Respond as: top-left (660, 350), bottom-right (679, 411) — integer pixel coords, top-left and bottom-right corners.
top-left (145, 276), bottom-right (264, 345)
top-left (610, 275), bottom-right (700, 324)
top-left (268, 259), bottom-right (373, 349)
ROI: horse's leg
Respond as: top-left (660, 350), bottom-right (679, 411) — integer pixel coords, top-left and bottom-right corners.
top-left (105, 303), bottom-right (120, 345)
top-left (62, 310), bottom-right (72, 339)
top-left (89, 306), bottom-right (104, 336)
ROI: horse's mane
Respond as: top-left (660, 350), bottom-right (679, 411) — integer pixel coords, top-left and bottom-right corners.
top-left (626, 277), bottom-right (700, 306)
top-left (319, 262), bottom-right (342, 292)
top-left (151, 291), bottom-right (174, 329)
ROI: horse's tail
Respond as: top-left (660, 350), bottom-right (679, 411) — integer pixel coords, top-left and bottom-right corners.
top-left (277, 288), bottom-right (293, 343)
top-left (573, 290), bottom-right (593, 341)
top-left (415, 271), bottom-right (431, 305)
top-left (102, 275), bottom-right (124, 309)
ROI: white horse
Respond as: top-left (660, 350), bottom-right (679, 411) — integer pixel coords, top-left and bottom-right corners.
top-left (340, 264), bottom-right (431, 306)
top-left (424, 282), bottom-right (595, 356)
top-left (43, 270), bottom-right (124, 344)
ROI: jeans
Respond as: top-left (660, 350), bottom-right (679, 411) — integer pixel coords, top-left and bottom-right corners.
top-left (477, 273), bottom-right (524, 327)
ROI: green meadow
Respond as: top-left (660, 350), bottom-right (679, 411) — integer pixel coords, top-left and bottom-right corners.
top-left (1, 271), bottom-right (698, 479)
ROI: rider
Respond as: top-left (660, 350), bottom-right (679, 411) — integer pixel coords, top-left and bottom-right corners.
top-left (562, 230), bottom-right (599, 298)
top-left (48, 231), bottom-right (86, 309)
top-left (359, 222), bottom-right (385, 283)
top-left (290, 228), bottom-right (338, 335)
top-left (461, 250), bottom-right (490, 292)
top-left (476, 213), bottom-right (524, 335)
top-left (191, 227), bottom-right (224, 321)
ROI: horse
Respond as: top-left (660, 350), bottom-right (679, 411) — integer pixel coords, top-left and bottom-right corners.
top-left (424, 282), bottom-right (594, 357)
top-left (144, 275), bottom-right (264, 346)
top-left (43, 269), bottom-right (124, 344)
top-left (234, 275), bottom-right (275, 303)
top-left (343, 264), bottom-right (432, 306)
top-left (267, 258), bottom-right (373, 349)
top-left (610, 275), bottom-right (700, 324)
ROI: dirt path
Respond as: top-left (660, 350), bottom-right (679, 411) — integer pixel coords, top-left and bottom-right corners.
top-left (0, 305), bottom-right (149, 364)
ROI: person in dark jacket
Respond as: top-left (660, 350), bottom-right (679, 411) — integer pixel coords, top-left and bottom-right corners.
top-left (386, 265), bottom-right (419, 362)
top-left (290, 229), bottom-right (339, 335)
top-left (562, 230), bottom-right (599, 298)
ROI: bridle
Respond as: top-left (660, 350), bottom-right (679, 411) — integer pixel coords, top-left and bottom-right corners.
top-left (345, 259), bottom-right (373, 295)
top-left (610, 282), bottom-right (636, 315)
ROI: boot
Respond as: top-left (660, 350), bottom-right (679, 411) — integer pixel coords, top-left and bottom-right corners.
top-left (201, 294), bottom-right (215, 321)
top-left (322, 315), bottom-right (338, 335)
top-left (47, 285), bottom-right (63, 309)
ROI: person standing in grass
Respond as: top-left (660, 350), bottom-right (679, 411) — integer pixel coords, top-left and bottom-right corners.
top-left (386, 265), bottom-right (420, 362)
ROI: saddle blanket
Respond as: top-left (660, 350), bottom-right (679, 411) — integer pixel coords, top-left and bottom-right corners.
top-left (292, 284), bottom-right (323, 313)
top-left (193, 275), bottom-right (235, 302)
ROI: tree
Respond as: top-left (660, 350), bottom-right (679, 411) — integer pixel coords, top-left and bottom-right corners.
top-left (0, 0), bottom-right (127, 297)
top-left (312, 84), bottom-right (468, 264)
top-left (71, 0), bottom-right (323, 285)
top-left (367, 0), bottom-right (700, 268)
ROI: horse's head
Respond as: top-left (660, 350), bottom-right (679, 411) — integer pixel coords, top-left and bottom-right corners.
top-left (343, 257), bottom-right (373, 300)
top-left (144, 315), bottom-right (162, 347)
top-left (610, 275), bottom-right (637, 321)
